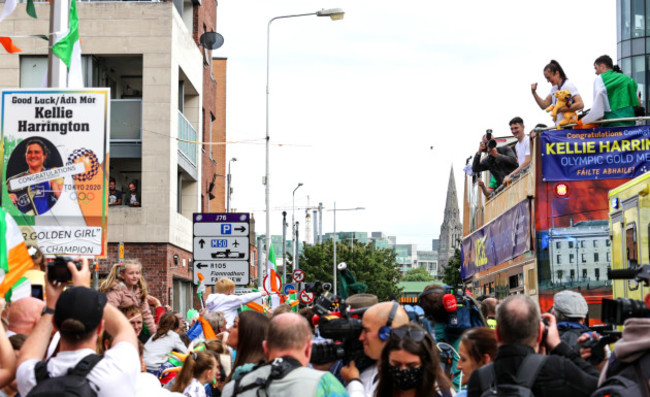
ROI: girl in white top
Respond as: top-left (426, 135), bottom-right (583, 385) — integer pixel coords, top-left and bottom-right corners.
top-left (170, 351), bottom-right (218, 397)
top-left (143, 313), bottom-right (189, 372)
top-left (531, 60), bottom-right (585, 126)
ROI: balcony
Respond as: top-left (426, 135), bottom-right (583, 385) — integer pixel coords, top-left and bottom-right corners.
top-left (177, 110), bottom-right (198, 179)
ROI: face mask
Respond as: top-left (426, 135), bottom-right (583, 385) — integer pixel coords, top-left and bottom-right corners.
top-left (387, 365), bottom-right (424, 390)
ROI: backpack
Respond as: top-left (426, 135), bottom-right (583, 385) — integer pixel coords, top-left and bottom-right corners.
top-left (26, 354), bottom-right (103, 397)
top-left (590, 351), bottom-right (650, 397)
top-left (477, 354), bottom-right (547, 397)
top-left (445, 296), bottom-right (487, 337)
top-left (231, 356), bottom-right (302, 397)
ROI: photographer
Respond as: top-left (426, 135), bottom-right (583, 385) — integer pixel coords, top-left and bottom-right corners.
top-left (340, 302), bottom-right (409, 397)
top-left (472, 131), bottom-right (518, 188)
top-left (16, 258), bottom-right (140, 396)
top-left (551, 291), bottom-right (591, 351)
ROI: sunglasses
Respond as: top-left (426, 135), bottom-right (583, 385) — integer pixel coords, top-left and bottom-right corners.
top-left (391, 327), bottom-right (426, 342)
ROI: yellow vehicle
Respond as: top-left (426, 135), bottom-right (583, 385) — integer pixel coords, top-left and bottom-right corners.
top-left (608, 172), bottom-right (650, 301)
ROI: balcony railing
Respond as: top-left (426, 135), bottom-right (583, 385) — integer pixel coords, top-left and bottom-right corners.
top-left (110, 99), bottom-right (142, 141)
top-left (177, 110), bottom-right (197, 166)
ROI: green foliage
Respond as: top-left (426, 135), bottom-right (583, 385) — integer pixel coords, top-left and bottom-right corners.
top-left (300, 240), bottom-right (402, 302)
top-left (442, 247), bottom-right (462, 287)
top-left (402, 266), bottom-right (435, 282)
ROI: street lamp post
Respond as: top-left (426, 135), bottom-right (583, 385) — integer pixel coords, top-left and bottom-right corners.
top-left (329, 203), bottom-right (364, 295)
top-left (264, 8), bottom-right (345, 284)
top-left (226, 157), bottom-right (237, 213)
top-left (292, 182), bottom-right (303, 271)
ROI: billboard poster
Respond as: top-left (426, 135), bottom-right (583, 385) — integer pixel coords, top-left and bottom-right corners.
top-left (1, 89), bottom-right (110, 257)
top-left (541, 125), bottom-right (650, 181)
top-left (461, 199), bottom-right (531, 279)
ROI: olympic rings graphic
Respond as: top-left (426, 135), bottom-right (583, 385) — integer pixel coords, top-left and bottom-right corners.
top-left (69, 191), bottom-right (95, 204)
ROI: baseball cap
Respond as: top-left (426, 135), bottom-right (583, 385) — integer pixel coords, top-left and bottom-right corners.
top-left (553, 290), bottom-right (588, 318)
top-left (54, 287), bottom-right (107, 334)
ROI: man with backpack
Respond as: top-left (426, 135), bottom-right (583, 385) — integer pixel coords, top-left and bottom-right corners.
top-left (220, 312), bottom-right (347, 397)
top-left (466, 294), bottom-right (599, 397)
top-left (16, 258), bottom-right (140, 397)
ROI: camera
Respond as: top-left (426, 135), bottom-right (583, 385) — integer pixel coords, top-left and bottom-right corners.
top-left (47, 256), bottom-right (82, 283)
top-left (601, 297), bottom-right (650, 324)
top-left (308, 292), bottom-right (373, 370)
top-left (602, 265), bottom-right (650, 324)
top-left (487, 139), bottom-right (497, 149)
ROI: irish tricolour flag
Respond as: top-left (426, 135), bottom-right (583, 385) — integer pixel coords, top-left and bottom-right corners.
top-left (582, 70), bottom-right (639, 125)
top-left (0, 208), bottom-right (34, 298)
top-left (52, 0), bottom-right (83, 87)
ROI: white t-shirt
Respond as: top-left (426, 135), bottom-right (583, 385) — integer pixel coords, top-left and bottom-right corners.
top-left (182, 378), bottom-right (207, 397)
top-left (346, 364), bottom-right (378, 397)
top-left (143, 331), bottom-right (189, 371)
top-left (515, 136), bottom-right (530, 166)
top-left (17, 341), bottom-right (139, 397)
top-left (549, 79), bottom-right (580, 125)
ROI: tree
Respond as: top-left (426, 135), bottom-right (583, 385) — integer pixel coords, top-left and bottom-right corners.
top-left (299, 240), bottom-right (402, 302)
top-left (442, 247), bottom-right (462, 287)
top-left (402, 267), bottom-right (435, 282)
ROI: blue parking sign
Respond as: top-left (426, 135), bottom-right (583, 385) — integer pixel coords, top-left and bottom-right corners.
top-left (221, 224), bottom-right (232, 234)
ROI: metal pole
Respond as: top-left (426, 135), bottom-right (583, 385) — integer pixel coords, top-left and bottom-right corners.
top-left (295, 222), bottom-right (300, 270)
top-left (48, 0), bottom-right (70, 87)
top-left (318, 202), bottom-right (323, 244)
top-left (333, 202), bottom-right (337, 295)
top-left (313, 209), bottom-right (318, 245)
top-left (226, 164), bottom-right (231, 213)
top-left (282, 211), bottom-right (287, 283)
top-left (265, 13), bottom-right (318, 294)
top-left (257, 236), bottom-right (264, 288)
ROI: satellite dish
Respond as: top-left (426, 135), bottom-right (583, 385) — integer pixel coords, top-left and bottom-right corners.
top-left (200, 32), bottom-right (224, 50)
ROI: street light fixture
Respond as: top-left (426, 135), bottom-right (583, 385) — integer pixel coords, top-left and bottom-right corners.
top-left (226, 157), bottom-right (237, 213)
top-left (292, 183), bottom-right (303, 272)
top-left (264, 9), bottom-right (344, 285)
top-left (328, 203), bottom-right (364, 295)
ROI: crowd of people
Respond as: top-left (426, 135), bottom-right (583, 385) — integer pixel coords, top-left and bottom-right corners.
top-left (469, 54), bottom-right (641, 198)
top-left (0, 253), bottom-right (647, 397)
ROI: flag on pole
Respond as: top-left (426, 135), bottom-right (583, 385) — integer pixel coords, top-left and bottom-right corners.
top-left (0, 208), bottom-right (34, 298)
top-left (52, 0), bottom-right (83, 87)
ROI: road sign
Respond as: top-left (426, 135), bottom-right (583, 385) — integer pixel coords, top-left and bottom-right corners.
top-left (263, 273), bottom-right (283, 295)
top-left (292, 269), bottom-right (305, 283)
top-left (299, 290), bottom-right (314, 304)
top-left (193, 213), bottom-right (250, 286)
top-left (284, 284), bottom-right (296, 295)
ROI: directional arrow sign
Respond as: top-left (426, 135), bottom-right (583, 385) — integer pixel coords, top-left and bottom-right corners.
top-left (193, 237), bottom-right (249, 261)
top-left (193, 213), bottom-right (250, 286)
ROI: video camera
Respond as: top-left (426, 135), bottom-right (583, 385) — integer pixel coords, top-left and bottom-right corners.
top-left (578, 266), bottom-right (650, 365)
top-left (603, 266), bottom-right (650, 324)
top-left (308, 287), bottom-right (372, 369)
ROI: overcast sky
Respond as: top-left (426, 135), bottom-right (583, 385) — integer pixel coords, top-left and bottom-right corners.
top-left (215, 0), bottom-right (617, 250)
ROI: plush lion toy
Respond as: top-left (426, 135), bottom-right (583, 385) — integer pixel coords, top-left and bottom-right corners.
top-left (546, 89), bottom-right (578, 128)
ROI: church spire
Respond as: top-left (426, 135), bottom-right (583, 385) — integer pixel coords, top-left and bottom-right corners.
top-left (438, 165), bottom-right (462, 278)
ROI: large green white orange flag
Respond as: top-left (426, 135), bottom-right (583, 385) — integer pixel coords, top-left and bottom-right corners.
top-left (0, 208), bottom-right (34, 298)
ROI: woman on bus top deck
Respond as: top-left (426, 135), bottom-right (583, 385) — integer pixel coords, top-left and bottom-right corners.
top-left (100, 260), bottom-right (157, 335)
top-left (531, 60), bottom-right (585, 126)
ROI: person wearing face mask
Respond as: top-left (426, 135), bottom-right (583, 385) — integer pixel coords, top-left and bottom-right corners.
top-left (375, 324), bottom-right (455, 397)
